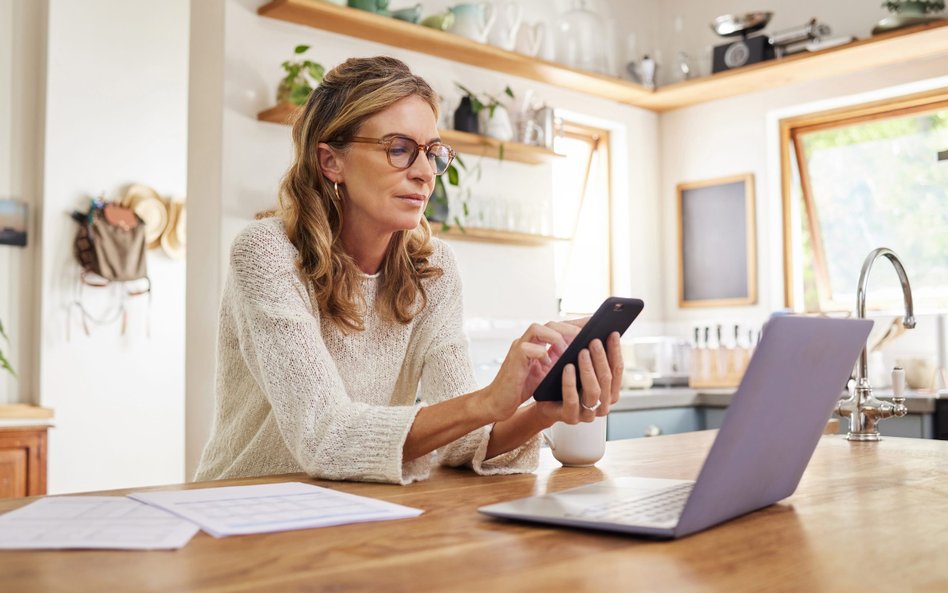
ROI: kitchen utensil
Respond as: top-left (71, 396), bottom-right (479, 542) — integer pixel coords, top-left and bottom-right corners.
top-left (486, 1), bottom-right (523, 51)
top-left (390, 3), bottom-right (423, 23)
top-left (514, 21), bottom-right (544, 57)
top-left (421, 11), bottom-right (455, 31)
top-left (447, 3), bottom-right (496, 43)
top-left (710, 12), bottom-right (773, 37)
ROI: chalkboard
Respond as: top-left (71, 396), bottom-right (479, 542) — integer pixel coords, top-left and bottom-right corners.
top-left (677, 174), bottom-right (757, 307)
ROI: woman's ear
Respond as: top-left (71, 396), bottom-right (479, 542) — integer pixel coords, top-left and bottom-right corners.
top-left (317, 142), bottom-right (344, 183)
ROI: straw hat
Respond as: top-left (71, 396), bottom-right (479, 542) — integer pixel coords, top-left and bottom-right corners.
top-left (160, 199), bottom-right (186, 260)
top-left (121, 184), bottom-right (167, 249)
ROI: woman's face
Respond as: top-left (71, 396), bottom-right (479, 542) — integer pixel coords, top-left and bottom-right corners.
top-left (335, 95), bottom-right (440, 237)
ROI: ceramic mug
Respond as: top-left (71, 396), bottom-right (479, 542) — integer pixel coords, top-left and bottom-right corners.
top-left (347, 0), bottom-right (389, 14)
top-left (421, 11), bottom-right (455, 31)
top-left (486, 1), bottom-right (523, 51)
top-left (542, 416), bottom-right (607, 467)
top-left (390, 3), bottom-right (423, 23)
top-left (514, 22), bottom-right (545, 57)
top-left (448, 2), bottom-right (496, 43)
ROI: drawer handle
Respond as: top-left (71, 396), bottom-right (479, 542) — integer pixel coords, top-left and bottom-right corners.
top-left (644, 424), bottom-right (662, 437)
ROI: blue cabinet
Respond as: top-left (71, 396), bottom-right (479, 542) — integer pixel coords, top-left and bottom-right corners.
top-left (607, 408), bottom-right (702, 440)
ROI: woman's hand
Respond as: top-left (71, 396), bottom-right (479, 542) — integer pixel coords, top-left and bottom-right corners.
top-left (534, 331), bottom-right (624, 426)
top-left (482, 320), bottom-right (584, 422)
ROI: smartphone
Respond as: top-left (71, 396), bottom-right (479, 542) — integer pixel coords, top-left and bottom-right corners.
top-left (532, 297), bottom-right (644, 402)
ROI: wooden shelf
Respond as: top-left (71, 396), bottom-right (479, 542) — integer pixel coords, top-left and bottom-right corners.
top-left (638, 20), bottom-right (948, 111)
top-left (430, 223), bottom-right (563, 246)
top-left (258, 0), bottom-right (948, 112)
top-left (257, 104), bottom-right (562, 165)
top-left (0, 405), bottom-right (54, 420)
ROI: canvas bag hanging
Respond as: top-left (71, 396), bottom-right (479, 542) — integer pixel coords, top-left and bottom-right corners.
top-left (73, 202), bottom-right (148, 282)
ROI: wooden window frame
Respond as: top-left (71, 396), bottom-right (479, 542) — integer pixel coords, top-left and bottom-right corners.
top-left (779, 87), bottom-right (948, 310)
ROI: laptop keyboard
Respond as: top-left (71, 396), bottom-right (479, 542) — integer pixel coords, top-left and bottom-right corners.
top-left (567, 482), bottom-right (694, 526)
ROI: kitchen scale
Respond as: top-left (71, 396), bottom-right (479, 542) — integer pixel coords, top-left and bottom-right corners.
top-left (710, 12), bottom-right (775, 73)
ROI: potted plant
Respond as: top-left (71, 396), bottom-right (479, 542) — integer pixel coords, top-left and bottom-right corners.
top-left (453, 83), bottom-right (515, 143)
top-left (874, 0), bottom-right (945, 33)
top-left (428, 154), bottom-right (474, 229)
top-left (277, 45), bottom-right (326, 106)
top-left (0, 317), bottom-right (14, 377)
top-left (881, 0), bottom-right (945, 14)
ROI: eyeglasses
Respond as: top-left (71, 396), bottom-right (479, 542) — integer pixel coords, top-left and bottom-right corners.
top-left (348, 135), bottom-right (456, 176)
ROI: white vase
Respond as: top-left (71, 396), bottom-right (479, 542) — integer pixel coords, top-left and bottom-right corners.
top-left (479, 105), bottom-right (514, 142)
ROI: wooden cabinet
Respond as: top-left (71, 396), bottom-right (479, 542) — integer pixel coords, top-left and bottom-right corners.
top-left (0, 426), bottom-right (48, 498)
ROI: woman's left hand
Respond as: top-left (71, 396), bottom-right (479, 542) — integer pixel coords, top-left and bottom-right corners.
top-left (534, 331), bottom-right (624, 425)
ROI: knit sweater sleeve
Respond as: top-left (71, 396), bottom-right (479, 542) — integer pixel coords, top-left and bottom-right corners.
top-left (419, 240), bottom-right (540, 475)
top-left (226, 221), bottom-right (422, 484)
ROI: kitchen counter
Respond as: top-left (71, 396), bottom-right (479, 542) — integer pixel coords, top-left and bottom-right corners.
top-left (2, 432), bottom-right (946, 592)
top-left (616, 387), bottom-right (942, 414)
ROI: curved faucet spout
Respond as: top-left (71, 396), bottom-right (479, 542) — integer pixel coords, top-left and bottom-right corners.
top-left (855, 247), bottom-right (915, 384)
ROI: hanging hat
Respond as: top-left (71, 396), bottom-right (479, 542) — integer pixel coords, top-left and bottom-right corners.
top-left (121, 184), bottom-right (167, 250)
top-left (160, 199), bottom-right (186, 260)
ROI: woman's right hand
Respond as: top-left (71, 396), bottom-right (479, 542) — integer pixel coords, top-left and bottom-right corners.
top-left (482, 321), bottom-right (582, 422)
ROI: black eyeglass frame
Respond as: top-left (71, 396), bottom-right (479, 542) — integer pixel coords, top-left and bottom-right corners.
top-left (347, 135), bottom-right (456, 175)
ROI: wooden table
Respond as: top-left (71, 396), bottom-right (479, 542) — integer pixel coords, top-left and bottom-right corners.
top-left (2, 431), bottom-right (947, 593)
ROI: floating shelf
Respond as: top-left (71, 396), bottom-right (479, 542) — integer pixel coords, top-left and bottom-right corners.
top-left (258, 0), bottom-right (948, 112)
top-left (429, 223), bottom-right (562, 246)
top-left (0, 405), bottom-right (54, 420)
top-left (257, 104), bottom-right (562, 165)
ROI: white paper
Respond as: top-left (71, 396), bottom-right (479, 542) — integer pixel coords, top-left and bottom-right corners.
top-left (0, 496), bottom-right (200, 550)
top-left (129, 482), bottom-right (424, 537)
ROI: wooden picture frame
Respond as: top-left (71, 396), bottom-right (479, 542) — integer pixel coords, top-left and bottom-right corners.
top-left (677, 174), bottom-right (757, 308)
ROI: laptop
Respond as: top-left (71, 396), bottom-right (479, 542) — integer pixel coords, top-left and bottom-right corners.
top-left (479, 315), bottom-right (872, 539)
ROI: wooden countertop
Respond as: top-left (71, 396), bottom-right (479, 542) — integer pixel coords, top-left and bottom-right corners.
top-left (2, 431), bottom-right (947, 592)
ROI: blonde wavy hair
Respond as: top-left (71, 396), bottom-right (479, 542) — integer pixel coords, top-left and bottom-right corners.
top-left (277, 56), bottom-right (443, 333)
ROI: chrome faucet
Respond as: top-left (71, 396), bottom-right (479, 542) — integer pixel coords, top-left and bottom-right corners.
top-left (836, 247), bottom-right (916, 441)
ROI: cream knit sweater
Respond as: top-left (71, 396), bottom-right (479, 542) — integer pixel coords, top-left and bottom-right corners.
top-left (194, 218), bottom-right (539, 484)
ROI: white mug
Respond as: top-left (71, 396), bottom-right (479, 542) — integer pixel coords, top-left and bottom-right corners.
top-left (447, 3), bottom-right (496, 43)
top-left (486, 1), bottom-right (523, 51)
top-left (514, 22), bottom-right (544, 57)
top-left (542, 416), bottom-right (607, 467)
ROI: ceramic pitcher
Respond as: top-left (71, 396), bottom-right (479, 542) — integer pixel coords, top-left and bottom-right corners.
top-left (486, 1), bottom-right (523, 51)
top-left (448, 3), bottom-right (496, 44)
top-left (514, 22), bottom-right (545, 57)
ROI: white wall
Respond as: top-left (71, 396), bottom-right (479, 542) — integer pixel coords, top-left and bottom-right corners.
top-left (0, 0), bottom-right (44, 405)
top-left (36, 0), bottom-right (189, 493)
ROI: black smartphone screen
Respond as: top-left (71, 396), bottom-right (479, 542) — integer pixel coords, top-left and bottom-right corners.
top-left (531, 297), bottom-right (644, 402)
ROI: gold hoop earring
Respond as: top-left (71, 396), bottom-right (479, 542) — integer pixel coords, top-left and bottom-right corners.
top-left (333, 182), bottom-right (342, 202)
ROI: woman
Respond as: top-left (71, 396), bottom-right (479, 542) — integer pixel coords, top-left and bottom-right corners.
top-left (195, 57), bottom-right (623, 484)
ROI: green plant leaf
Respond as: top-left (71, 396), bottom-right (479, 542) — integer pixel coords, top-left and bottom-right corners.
top-left (290, 83), bottom-right (313, 106)
top-left (0, 318), bottom-right (6, 341)
top-left (294, 44), bottom-right (310, 54)
top-left (307, 62), bottom-right (325, 82)
top-left (498, 143), bottom-right (505, 161)
top-left (454, 154), bottom-right (466, 170)
top-left (504, 85), bottom-right (515, 99)
top-left (0, 348), bottom-right (15, 378)
top-left (488, 103), bottom-right (496, 118)
top-left (447, 164), bottom-right (459, 186)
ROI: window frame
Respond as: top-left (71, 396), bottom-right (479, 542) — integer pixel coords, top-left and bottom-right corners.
top-left (554, 121), bottom-right (614, 316)
top-left (779, 87), bottom-right (948, 310)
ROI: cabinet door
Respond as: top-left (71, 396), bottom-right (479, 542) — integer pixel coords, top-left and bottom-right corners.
top-left (0, 448), bottom-right (28, 498)
top-left (0, 427), bottom-right (48, 497)
top-left (607, 408), bottom-right (701, 441)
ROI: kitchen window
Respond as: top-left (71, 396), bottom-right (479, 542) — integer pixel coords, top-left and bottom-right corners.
top-left (552, 122), bottom-right (613, 315)
top-left (781, 88), bottom-right (948, 312)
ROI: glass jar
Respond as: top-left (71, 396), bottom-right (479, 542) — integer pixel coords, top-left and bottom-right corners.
top-left (552, 0), bottom-right (608, 74)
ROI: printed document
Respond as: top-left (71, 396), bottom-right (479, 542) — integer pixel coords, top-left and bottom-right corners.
top-left (0, 496), bottom-right (200, 550)
top-left (129, 482), bottom-right (423, 537)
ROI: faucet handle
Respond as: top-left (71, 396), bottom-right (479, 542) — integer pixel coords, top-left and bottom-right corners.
top-left (891, 366), bottom-right (906, 404)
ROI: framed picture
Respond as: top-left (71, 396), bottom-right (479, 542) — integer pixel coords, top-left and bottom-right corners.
top-left (677, 174), bottom-right (757, 308)
top-left (0, 199), bottom-right (28, 247)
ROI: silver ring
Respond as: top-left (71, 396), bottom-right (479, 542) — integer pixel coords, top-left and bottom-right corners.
top-left (580, 399), bottom-right (601, 411)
